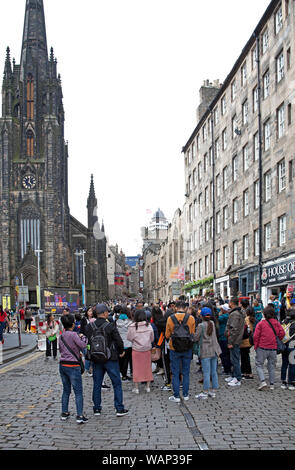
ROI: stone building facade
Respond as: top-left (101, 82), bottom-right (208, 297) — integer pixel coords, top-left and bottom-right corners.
top-left (0, 0), bottom-right (108, 309)
top-left (182, 0), bottom-right (295, 305)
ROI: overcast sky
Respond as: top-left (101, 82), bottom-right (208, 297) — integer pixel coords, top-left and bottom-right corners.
top-left (0, 0), bottom-right (271, 255)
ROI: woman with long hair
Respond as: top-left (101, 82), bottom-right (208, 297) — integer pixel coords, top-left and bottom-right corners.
top-left (194, 307), bottom-right (221, 400)
top-left (127, 309), bottom-right (154, 394)
top-left (80, 306), bottom-right (96, 377)
top-left (44, 313), bottom-right (59, 361)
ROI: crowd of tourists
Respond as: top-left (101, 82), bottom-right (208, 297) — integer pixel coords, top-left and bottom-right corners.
top-left (40, 294), bottom-right (295, 424)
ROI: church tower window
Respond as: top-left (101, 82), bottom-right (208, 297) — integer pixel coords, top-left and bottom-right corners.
top-left (26, 130), bottom-right (34, 157)
top-left (27, 74), bottom-right (34, 120)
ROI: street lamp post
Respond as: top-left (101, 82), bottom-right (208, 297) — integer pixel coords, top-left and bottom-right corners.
top-left (75, 250), bottom-right (86, 307)
top-left (35, 249), bottom-right (43, 311)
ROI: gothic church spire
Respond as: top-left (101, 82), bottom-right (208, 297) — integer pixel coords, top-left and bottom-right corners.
top-left (20, 0), bottom-right (48, 81)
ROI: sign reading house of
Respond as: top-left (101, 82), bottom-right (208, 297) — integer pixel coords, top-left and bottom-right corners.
top-left (261, 257), bottom-right (295, 287)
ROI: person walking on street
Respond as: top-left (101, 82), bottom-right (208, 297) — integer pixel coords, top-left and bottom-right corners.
top-left (254, 306), bottom-right (285, 390)
top-left (225, 297), bottom-right (246, 387)
top-left (253, 299), bottom-right (263, 330)
top-left (24, 307), bottom-right (33, 333)
top-left (281, 307), bottom-right (295, 390)
top-left (117, 306), bottom-right (133, 381)
top-left (0, 306), bottom-right (8, 345)
top-left (86, 304), bottom-right (128, 417)
top-left (165, 300), bottom-right (195, 402)
top-left (240, 300), bottom-right (255, 380)
top-left (59, 314), bottom-right (88, 424)
top-left (195, 307), bottom-right (222, 400)
top-left (127, 309), bottom-right (154, 394)
top-left (44, 313), bottom-right (59, 361)
top-left (218, 304), bottom-right (232, 375)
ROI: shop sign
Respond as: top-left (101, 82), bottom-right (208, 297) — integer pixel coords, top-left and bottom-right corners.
top-left (262, 257), bottom-right (295, 286)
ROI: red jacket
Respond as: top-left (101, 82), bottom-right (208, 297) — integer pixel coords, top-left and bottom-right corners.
top-left (253, 318), bottom-right (285, 350)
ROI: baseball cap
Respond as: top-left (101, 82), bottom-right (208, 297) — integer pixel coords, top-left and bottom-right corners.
top-left (200, 307), bottom-right (212, 316)
top-left (220, 304), bottom-right (231, 311)
top-left (95, 303), bottom-right (109, 315)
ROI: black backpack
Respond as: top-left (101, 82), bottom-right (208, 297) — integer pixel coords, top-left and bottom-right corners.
top-left (171, 314), bottom-right (194, 352)
top-left (89, 322), bottom-right (111, 363)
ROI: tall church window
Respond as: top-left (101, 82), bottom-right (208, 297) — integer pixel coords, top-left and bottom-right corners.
top-left (27, 74), bottom-right (34, 120)
top-left (26, 130), bottom-right (34, 157)
top-left (21, 218), bottom-right (40, 259)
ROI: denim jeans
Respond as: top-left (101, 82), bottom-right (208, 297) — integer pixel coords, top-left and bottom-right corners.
top-left (59, 365), bottom-right (83, 416)
top-left (0, 322), bottom-right (5, 342)
top-left (201, 355), bottom-right (219, 391)
top-left (281, 349), bottom-right (295, 383)
top-left (92, 360), bottom-right (125, 412)
top-left (229, 344), bottom-right (242, 381)
top-left (169, 349), bottom-right (192, 398)
top-left (83, 348), bottom-right (91, 371)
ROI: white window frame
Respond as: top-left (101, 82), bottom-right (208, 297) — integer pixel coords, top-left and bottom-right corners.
top-left (265, 223), bottom-right (272, 251)
top-left (265, 171), bottom-right (272, 202)
top-left (275, 5), bottom-right (283, 35)
top-left (278, 159), bottom-right (286, 192)
top-left (277, 104), bottom-right (285, 138)
top-left (264, 120), bottom-right (271, 151)
top-left (263, 70), bottom-right (270, 99)
top-left (243, 189), bottom-right (249, 217)
top-left (276, 50), bottom-right (285, 83)
top-left (243, 235), bottom-right (249, 260)
top-left (279, 214), bottom-right (286, 246)
top-left (233, 198), bottom-right (238, 224)
top-left (242, 100), bottom-right (248, 125)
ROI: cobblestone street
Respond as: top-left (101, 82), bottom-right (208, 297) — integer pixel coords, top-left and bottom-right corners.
top-left (1, 350), bottom-right (295, 451)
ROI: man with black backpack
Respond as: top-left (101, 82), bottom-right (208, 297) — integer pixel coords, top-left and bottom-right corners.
top-left (85, 304), bottom-right (128, 417)
top-left (165, 300), bottom-right (195, 402)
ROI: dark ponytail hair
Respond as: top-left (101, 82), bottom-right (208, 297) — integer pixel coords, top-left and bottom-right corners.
top-left (203, 316), bottom-right (213, 336)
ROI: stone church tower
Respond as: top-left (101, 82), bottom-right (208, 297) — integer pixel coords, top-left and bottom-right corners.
top-left (0, 0), bottom-right (108, 308)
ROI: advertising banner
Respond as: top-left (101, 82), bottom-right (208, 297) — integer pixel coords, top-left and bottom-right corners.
top-left (43, 289), bottom-right (80, 313)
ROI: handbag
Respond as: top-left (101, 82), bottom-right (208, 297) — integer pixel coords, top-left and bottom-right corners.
top-left (151, 347), bottom-right (161, 362)
top-left (266, 320), bottom-right (286, 355)
top-left (48, 334), bottom-right (57, 342)
top-left (60, 335), bottom-right (85, 374)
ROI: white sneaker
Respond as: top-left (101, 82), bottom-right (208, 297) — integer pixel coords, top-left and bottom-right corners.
top-left (156, 368), bottom-right (164, 375)
top-left (281, 383), bottom-right (287, 390)
top-left (288, 385), bottom-right (295, 391)
top-left (169, 396), bottom-right (180, 403)
top-left (225, 376), bottom-right (234, 383)
top-left (270, 385), bottom-right (274, 390)
top-left (146, 387), bottom-right (151, 393)
top-left (208, 391), bottom-right (216, 398)
top-left (228, 378), bottom-right (241, 387)
top-left (132, 388), bottom-right (139, 394)
top-left (195, 392), bottom-right (208, 400)
top-left (183, 395), bottom-right (189, 401)
top-left (258, 381), bottom-right (268, 390)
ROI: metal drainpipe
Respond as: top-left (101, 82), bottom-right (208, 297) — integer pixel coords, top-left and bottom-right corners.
top-left (209, 107), bottom-right (216, 292)
top-left (255, 31), bottom-right (263, 298)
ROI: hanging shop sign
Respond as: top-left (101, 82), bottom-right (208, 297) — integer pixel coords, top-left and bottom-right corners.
top-left (261, 257), bottom-right (295, 286)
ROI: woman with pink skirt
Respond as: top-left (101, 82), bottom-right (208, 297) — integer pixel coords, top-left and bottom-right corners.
top-left (127, 309), bottom-right (154, 393)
